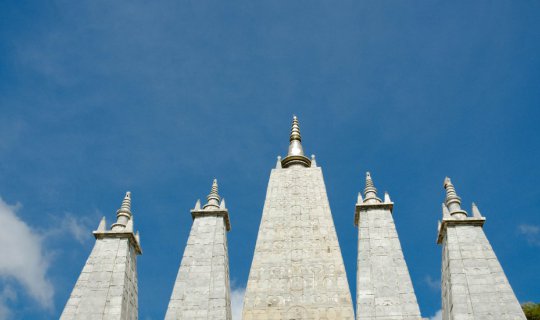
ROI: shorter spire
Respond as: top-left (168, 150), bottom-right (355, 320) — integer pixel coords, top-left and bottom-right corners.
top-left (364, 172), bottom-right (382, 204)
top-left (357, 192), bottom-right (363, 204)
top-left (281, 115), bottom-right (311, 168)
top-left (471, 202), bottom-right (483, 218)
top-left (384, 191), bottom-right (391, 203)
top-left (112, 191), bottom-right (133, 230)
top-left (276, 156), bottom-right (282, 169)
top-left (97, 216), bottom-right (106, 232)
top-left (203, 179), bottom-right (221, 209)
top-left (310, 154), bottom-right (317, 167)
top-left (443, 177), bottom-right (467, 218)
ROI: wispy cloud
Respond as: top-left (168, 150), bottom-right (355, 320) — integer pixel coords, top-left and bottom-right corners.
top-left (424, 275), bottom-right (441, 291)
top-left (518, 224), bottom-right (540, 246)
top-left (0, 197), bottom-right (54, 316)
top-left (42, 212), bottom-right (94, 244)
top-left (231, 286), bottom-right (245, 320)
top-left (429, 309), bottom-right (442, 320)
top-left (0, 286), bottom-right (17, 320)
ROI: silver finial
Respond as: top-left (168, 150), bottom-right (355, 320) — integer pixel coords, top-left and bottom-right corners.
top-left (290, 115), bottom-right (301, 142)
top-left (281, 115), bottom-right (311, 168)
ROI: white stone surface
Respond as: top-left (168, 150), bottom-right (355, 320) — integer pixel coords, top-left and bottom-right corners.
top-left (356, 205), bottom-right (422, 320)
top-left (439, 221), bottom-right (526, 320)
top-left (165, 212), bottom-right (232, 320)
top-left (60, 236), bottom-right (139, 320)
top-left (243, 166), bottom-right (355, 319)
top-left (438, 179), bottom-right (526, 320)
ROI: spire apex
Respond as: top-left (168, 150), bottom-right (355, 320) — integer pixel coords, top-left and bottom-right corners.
top-left (281, 115), bottom-right (311, 168)
top-left (203, 179), bottom-right (221, 209)
top-left (443, 177), bottom-right (467, 218)
top-left (364, 172), bottom-right (381, 204)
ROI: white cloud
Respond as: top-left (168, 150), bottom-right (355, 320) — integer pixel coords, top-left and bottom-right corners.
top-left (518, 224), bottom-right (540, 246)
top-left (0, 286), bottom-right (17, 319)
top-left (0, 197), bottom-right (54, 314)
top-left (43, 212), bottom-right (93, 244)
top-left (424, 275), bottom-right (441, 291)
top-left (429, 309), bottom-right (442, 320)
top-left (231, 286), bottom-right (245, 320)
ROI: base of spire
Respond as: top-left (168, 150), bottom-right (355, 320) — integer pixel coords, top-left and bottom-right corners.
top-left (93, 230), bottom-right (142, 254)
top-left (436, 216), bottom-right (486, 244)
top-left (281, 155), bottom-right (311, 168)
top-left (191, 209), bottom-right (231, 231)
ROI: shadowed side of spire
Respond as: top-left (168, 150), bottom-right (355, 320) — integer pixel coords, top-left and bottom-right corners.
top-left (112, 191), bottom-right (132, 230)
top-left (281, 115), bottom-right (311, 168)
top-left (443, 177), bottom-right (467, 218)
top-left (203, 179), bottom-right (221, 209)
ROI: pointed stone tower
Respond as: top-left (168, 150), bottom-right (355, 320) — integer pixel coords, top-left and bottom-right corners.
top-left (355, 173), bottom-right (421, 320)
top-left (165, 179), bottom-right (232, 320)
top-left (60, 192), bottom-right (142, 320)
top-left (243, 116), bottom-right (355, 319)
top-left (437, 177), bottom-right (526, 320)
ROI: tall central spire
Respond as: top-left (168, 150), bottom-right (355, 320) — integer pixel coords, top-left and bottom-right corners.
top-left (281, 115), bottom-right (311, 168)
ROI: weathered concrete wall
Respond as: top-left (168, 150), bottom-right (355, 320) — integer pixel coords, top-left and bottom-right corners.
top-left (165, 214), bottom-right (231, 320)
top-left (356, 206), bottom-right (422, 320)
top-left (60, 237), bottom-right (139, 320)
top-left (243, 166), bottom-right (355, 319)
top-left (440, 224), bottom-right (526, 320)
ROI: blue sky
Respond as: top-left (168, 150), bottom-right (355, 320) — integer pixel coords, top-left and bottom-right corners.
top-left (0, 1), bottom-right (539, 319)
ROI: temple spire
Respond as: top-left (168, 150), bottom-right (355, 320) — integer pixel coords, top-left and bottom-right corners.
top-left (203, 179), bottom-right (221, 209)
top-left (443, 177), bottom-right (467, 218)
top-left (363, 172), bottom-right (382, 204)
top-left (281, 115), bottom-right (311, 168)
top-left (111, 191), bottom-right (132, 230)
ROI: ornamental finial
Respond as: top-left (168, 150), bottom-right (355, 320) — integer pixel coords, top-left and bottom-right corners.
top-left (364, 172), bottom-right (381, 204)
top-left (290, 115), bottom-right (302, 142)
top-left (443, 177), bottom-right (467, 218)
top-left (203, 179), bottom-right (221, 209)
top-left (281, 115), bottom-right (311, 168)
top-left (112, 191), bottom-right (132, 230)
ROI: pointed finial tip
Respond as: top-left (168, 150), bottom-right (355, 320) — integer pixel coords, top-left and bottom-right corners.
top-left (293, 114), bottom-right (297, 120)
top-left (444, 176), bottom-right (451, 186)
top-left (366, 172), bottom-right (371, 178)
top-left (126, 191), bottom-right (131, 197)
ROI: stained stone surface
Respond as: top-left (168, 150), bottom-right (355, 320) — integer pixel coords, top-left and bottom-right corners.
top-left (439, 222), bottom-right (526, 320)
top-left (356, 205), bottom-right (422, 320)
top-left (165, 214), bottom-right (232, 320)
top-left (243, 165), bottom-right (355, 320)
top-left (60, 237), bottom-right (139, 320)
